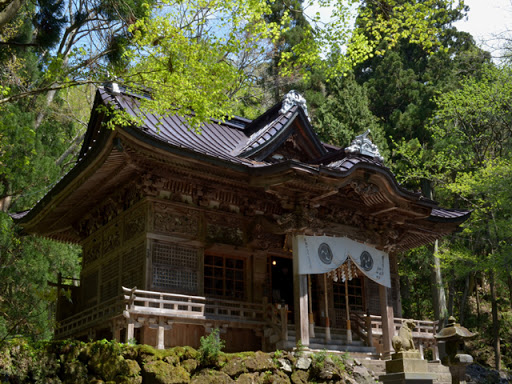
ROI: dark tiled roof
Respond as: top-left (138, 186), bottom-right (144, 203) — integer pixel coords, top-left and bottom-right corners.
top-left (429, 208), bottom-right (471, 221)
top-left (326, 155), bottom-right (387, 173)
top-left (99, 89), bottom-right (260, 166)
top-left (235, 105), bottom-right (298, 156)
top-left (8, 210), bottom-right (29, 220)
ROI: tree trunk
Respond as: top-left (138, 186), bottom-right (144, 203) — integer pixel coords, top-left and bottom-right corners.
top-left (489, 269), bottom-right (501, 370)
top-left (475, 278), bottom-right (481, 321)
top-left (34, 89), bottom-right (57, 130)
top-left (0, 0), bottom-right (25, 29)
top-left (507, 272), bottom-right (512, 311)
top-left (447, 275), bottom-right (455, 317)
top-left (421, 180), bottom-right (447, 327)
top-left (459, 274), bottom-right (470, 324)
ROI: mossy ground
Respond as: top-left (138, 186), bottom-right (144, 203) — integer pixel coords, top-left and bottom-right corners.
top-left (0, 340), bottom-right (378, 383)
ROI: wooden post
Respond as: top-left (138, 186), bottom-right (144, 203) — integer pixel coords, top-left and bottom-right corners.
top-left (292, 235), bottom-right (309, 347)
top-left (432, 321), bottom-right (440, 361)
top-left (280, 305), bottom-right (288, 342)
top-left (157, 319), bottom-right (165, 350)
top-left (365, 312), bottom-right (374, 347)
top-left (56, 273), bottom-right (62, 321)
top-left (126, 319), bottom-right (135, 343)
top-left (345, 278), bottom-right (352, 344)
top-left (323, 274), bottom-right (331, 342)
top-left (379, 285), bottom-right (394, 359)
top-left (308, 275), bottom-right (315, 338)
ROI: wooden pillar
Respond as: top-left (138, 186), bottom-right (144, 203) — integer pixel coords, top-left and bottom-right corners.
top-left (379, 285), bottom-right (394, 359)
top-left (308, 275), bottom-right (315, 338)
top-left (292, 235), bottom-right (309, 347)
top-left (323, 274), bottom-right (331, 342)
top-left (345, 278), bottom-right (352, 344)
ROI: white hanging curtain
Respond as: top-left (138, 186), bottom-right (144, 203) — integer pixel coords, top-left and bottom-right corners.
top-left (293, 235), bottom-right (391, 288)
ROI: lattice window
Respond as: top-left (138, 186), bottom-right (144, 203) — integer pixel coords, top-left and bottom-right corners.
top-left (151, 241), bottom-right (198, 294)
top-left (101, 256), bottom-right (119, 302)
top-left (83, 270), bottom-right (99, 308)
top-left (333, 277), bottom-right (364, 313)
top-left (122, 243), bottom-right (144, 290)
top-left (204, 254), bottom-right (245, 299)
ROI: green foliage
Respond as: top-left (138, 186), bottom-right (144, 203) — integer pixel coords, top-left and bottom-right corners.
top-left (294, 339), bottom-right (306, 357)
top-left (198, 329), bottom-right (225, 366)
top-left (314, 72), bottom-right (388, 156)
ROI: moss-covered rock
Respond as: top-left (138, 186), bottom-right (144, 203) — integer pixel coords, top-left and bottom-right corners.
top-left (62, 360), bottom-right (89, 384)
top-left (221, 356), bottom-right (247, 377)
top-left (243, 351), bottom-right (275, 372)
top-left (142, 360), bottom-right (190, 384)
top-left (191, 369), bottom-right (234, 384)
top-left (182, 359), bottom-right (199, 374)
top-left (82, 341), bottom-right (134, 382)
top-left (173, 346), bottom-right (199, 361)
top-left (290, 370), bottom-right (309, 384)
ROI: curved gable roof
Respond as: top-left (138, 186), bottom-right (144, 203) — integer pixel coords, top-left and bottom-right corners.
top-left (13, 86), bottom-right (470, 243)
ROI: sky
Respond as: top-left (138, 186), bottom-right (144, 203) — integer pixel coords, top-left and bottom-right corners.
top-left (304, 0), bottom-right (512, 60)
top-left (454, 0), bottom-right (511, 57)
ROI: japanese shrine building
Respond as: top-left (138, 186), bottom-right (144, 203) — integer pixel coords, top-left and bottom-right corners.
top-left (15, 87), bottom-right (469, 357)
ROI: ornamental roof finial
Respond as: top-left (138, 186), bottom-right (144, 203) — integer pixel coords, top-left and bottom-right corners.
top-left (345, 129), bottom-right (384, 162)
top-left (280, 90), bottom-right (309, 119)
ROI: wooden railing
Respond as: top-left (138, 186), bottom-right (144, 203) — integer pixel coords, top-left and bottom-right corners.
top-left (123, 287), bottom-right (265, 323)
top-left (367, 315), bottom-right (438, 340)
top-left (56, 296), bottom-right (124, 339)
top-left (350, 313), bottom-right (439, 359)
top-left (205, 298), bottom-right (265, 322)
top-left (56, 288), bottom-right (268, 339)
top-left (123, 287), bottom-right (206, 318)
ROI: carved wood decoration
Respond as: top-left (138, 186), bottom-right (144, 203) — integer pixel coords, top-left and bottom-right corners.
top-left (152, 203), bottom-right (199, 236)
top-left (269, 133), bottom-right (311, 163)
top-left (248, 223), bottom-right (284, 250)
top-left (206, 212), bottom-right (246, 246)
top-left (103, 223), bottom-right (121, 256)
top-left (82, 235), bottom-right (102, 268)
top-left (124, 206), bottom-right (146, 241)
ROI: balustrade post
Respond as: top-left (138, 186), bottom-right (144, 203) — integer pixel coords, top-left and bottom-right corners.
top-left (157, 318), bottom-right (165, 350)
top-left (126, 319), bottom-right (135, 343)
top-left (432, 320), bottom-right (440, 361)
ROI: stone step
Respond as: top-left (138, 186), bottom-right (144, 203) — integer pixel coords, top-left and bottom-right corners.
top-left (285, 333), bottom-right (365, 346)
top-left (362, 359), bottom-right (452, 384)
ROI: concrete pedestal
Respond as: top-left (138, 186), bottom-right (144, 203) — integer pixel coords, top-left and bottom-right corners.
top-left (379, 352), bottom-right (435, 384)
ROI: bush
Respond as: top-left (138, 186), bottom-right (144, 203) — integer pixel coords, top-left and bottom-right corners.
top-left (198, 328), bottom-right (225, 366)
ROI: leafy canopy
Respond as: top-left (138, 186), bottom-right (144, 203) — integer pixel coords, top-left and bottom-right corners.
top-left (100, 0), bottom-right (464, 129)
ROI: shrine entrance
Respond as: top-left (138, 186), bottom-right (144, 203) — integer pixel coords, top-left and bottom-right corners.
top-left (270, 256), bottom-right (294, 318)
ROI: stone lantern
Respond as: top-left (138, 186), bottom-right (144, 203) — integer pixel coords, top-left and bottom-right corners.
top-left (435, 316), bottom-right (477, 384)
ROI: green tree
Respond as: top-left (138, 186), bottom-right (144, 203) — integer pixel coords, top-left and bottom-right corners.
top-left (314, 72), bottom-right (388, 157)
top-left (352, 0), bottom-right (490, 327)
top-left (404, 64), bottom-right (512, 369)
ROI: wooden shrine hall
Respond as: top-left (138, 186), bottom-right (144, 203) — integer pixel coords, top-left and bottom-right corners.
top-left (15, 87), bottom-right (469, 357)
